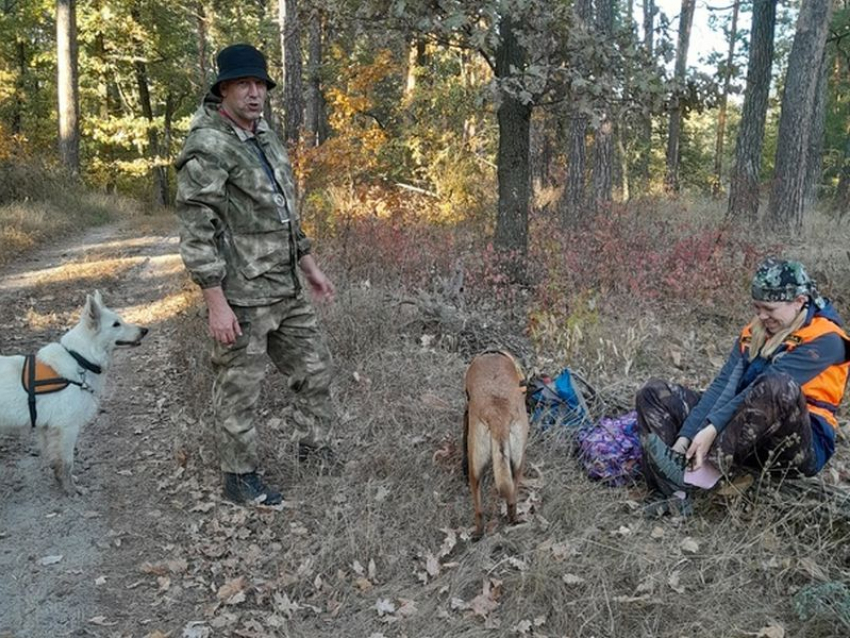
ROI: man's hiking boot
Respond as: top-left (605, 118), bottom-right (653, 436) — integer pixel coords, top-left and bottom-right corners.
top-left (643, 433), bottom-right (689, 495)
top-left (297, 441), bottom-right (339, 472)
top-left (223, 471), bottom-right (283, 505)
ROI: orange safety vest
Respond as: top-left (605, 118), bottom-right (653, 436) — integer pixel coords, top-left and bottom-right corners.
top-left (740, 317), bottom-right (850, 430)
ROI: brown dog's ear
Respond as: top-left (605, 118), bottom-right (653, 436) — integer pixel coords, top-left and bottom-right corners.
top-left (83, 293), bottom-right (102, 331)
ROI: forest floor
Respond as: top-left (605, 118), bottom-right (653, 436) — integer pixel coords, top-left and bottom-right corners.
top-left (1, 212), bottom-right (850, 638)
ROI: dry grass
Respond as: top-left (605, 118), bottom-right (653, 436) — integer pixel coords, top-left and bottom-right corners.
top-left (0, 160), bottom-right (149, 266)
top-left (6, 169), bottom-right (850, 635)
top-left (161, 199), bottom-right (850, 636)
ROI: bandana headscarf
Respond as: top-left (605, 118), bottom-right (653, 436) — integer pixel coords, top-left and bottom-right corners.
top-left (751, 257), bottom-right (825, 310)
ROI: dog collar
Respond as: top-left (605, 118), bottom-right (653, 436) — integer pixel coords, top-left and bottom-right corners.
top-left (64, 348), bottom-right (103, 375)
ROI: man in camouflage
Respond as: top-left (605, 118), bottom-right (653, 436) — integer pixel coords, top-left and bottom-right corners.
top-left (636, 257), bottom-right (850, 516)
top-left (175, 43), bottom-right (337, 505)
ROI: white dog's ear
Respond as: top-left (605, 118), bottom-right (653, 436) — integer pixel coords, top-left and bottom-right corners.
top-left (93, 289), bottom-right (104, 305)
top-left (83, 293), bottom-right (102, 330)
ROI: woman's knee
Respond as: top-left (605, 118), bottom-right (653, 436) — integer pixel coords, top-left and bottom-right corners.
top-left (635, 378), bottom-right (670, 407)
top-left (749, 373), bottom-right (802, 408)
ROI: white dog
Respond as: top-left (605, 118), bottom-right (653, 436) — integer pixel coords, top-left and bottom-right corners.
top-left (0, 291), bottom-right (147, 493)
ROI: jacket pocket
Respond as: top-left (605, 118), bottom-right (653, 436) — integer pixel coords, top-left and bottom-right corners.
top-left (230, 230), bottom-right (290, 280)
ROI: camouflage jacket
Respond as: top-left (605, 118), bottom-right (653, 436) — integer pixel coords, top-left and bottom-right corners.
top-left (175, 98), bottom-right (312, 306)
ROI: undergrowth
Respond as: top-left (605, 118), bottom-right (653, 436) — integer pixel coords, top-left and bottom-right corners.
top-left (163, 191), bottom-right (850, 637)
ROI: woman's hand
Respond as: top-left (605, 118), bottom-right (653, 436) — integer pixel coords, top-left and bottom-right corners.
top-left (686, 424), bottom-right (718, 471)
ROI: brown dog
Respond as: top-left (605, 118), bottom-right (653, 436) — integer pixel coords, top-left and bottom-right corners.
top-left (463, 351), bottom-right (529, 537)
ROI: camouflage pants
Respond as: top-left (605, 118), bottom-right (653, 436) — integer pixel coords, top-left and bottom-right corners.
top-left (211, 295), bottom-right (335, 474)
top-left (636, 373), bottom-right (816, 489)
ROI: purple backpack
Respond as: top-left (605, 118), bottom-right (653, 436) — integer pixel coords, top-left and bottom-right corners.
top-left (576, 411), bottom-right (643, 486)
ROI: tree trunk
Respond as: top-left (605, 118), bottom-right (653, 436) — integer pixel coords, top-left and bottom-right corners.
top-left (711, 0), bottom-right (739, 198)
top-left (304, 6), bottom-right (323, 147)
top-left (405, 38), bottom-right (426, 97)
top-left (634, 0), bottom-right (655, 189)
top-left (163, 92), bottom-right (174, 197)
top-left (562, 115), bottom-right (588, 222)
top-left (559, 0), bottom-right (593, 223)
top-left (835, 134), bottom-right (850, 215)
top-left (94, 30), bottom-right (119, 192)
top-left (280, 0), bottom-right (303, 146)
top-left (727, 0), bottom-right (777, 221)
top-left (131, 5), bottom-right (167, 205)
top-left (767, 0), bottom-right (833, 229)
top-left (197, 1), bottom-right (208, 89)
top-left (134, 59), bottom-right (167, 205)
top-left (494, 13), bottom-right (532, 263)
top-left (56, 0), bottom-right (80, 173)
top-left (593, 0), bottom-right (615, 210)
top-left (12, 39), bottom-right (25, 135)
top-left (804, 49), bottom-right (829, 209)
top-left (663, 0), bottom-right (696, 193)
top-left (617, 120), bottom-right (630, 201)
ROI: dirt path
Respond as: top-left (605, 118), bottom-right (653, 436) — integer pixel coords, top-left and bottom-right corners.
top-left (0, 218), bottom-right (192, 637)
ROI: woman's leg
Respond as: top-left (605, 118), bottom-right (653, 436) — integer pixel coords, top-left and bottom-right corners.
top-left (635, 378), bottom-right (701, 494)
top-left (707, 373), bottom-right (816, 476)
top-left (635, 378), bottom-right (701, 444)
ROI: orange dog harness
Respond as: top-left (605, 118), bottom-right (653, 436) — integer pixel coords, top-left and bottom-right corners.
top-left (21, 351), bottom-right (99, 427)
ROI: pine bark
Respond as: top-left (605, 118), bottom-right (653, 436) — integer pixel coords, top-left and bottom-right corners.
top-left (280, 0), bottom-right (303, 145)
top-left (304, 7), bottom-right (323, 147)
top-left (494, 13), bottom-right (532, 263)
top-left (560, 0), bottom-right (593, 223)
top-left (804, 50), bottom-right (829, 208)
top-left (727, 0), bottom-right (777, 221)
top-left (593, 0), bottom-right (615, 210)
top-left (767, 0), bottom-right (834, 228)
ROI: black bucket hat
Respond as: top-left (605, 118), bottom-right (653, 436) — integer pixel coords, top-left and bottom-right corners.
top-left (211, 44), bottom-right (277, 97)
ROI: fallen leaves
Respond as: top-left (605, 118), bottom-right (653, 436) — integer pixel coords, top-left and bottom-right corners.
top-left (468, 578), bottom-right (503, 619)
top-left (374, 598), bottom-right (396, 617)
top-left (38, 554), bottom-right (63, 566)
top-left (217, 576), bottom-right (248, 606)
top-left (88, 615), bottom-right (117, 626)
top-left (562, 573), bottom-right (586, 586)
top-left (273, 591), bottom-right (299, 619)
top-left (756, 623), bottom-right (785, 638)
top-left (667, 570), bottom-right (685, 595)
top-left (680, 537), bottom-right (700, 554)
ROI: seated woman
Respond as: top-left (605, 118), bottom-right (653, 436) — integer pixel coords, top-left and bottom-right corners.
top-left (637, 257), bottom-right (850, 515)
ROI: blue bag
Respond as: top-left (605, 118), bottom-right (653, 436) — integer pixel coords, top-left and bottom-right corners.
top-left (527, 368), bottom-right (592, 430)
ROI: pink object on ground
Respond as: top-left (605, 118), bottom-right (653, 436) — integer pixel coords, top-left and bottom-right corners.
top-left (684, 462), bottom-right (722, 489)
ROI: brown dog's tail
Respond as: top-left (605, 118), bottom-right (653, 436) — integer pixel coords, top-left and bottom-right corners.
top-left (491, 435), bottom-right (515, 503)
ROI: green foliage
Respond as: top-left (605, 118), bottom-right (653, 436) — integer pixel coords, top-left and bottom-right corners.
top-left (0, 0), bottom-right (843, 218)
